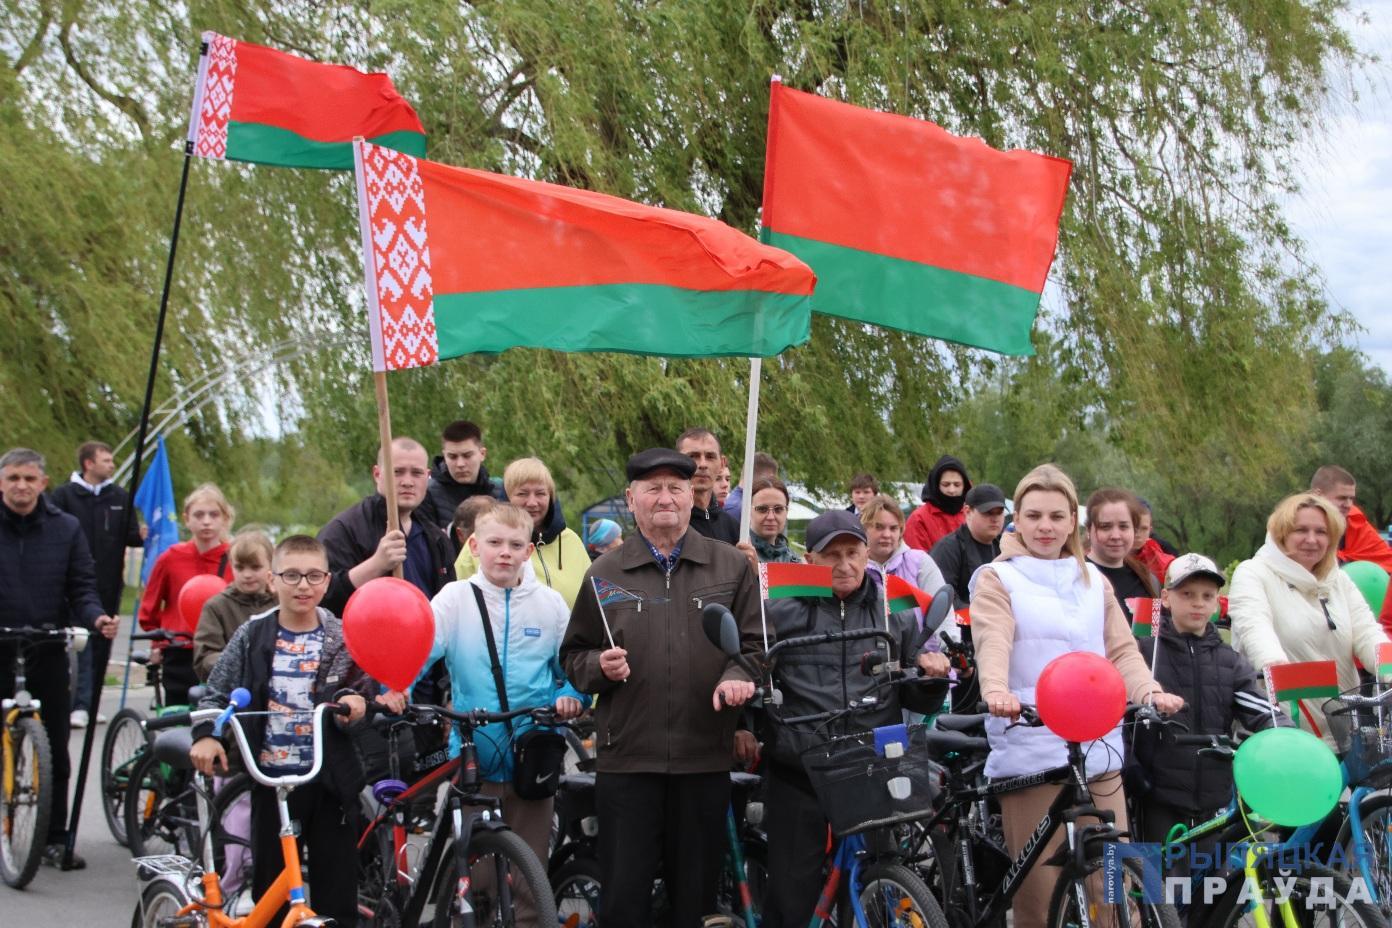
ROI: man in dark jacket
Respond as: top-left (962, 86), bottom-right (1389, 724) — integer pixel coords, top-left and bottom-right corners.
top-left (416, 420), bottom-right (505, 550)
top-left (676, 427), bottom-right (741, 544)
top-left (561, 448), bottom-right (763, 928)
top-left (317, 437), bottom-right (455, 616)
top-left (49, 440), bottom-right (145, 727)
top-left (930, 483), bottom-right (1006, 608)
top-left (761, 510), bottom-right (949, 927)
top-left (0, 448), bottom-right (117, 867)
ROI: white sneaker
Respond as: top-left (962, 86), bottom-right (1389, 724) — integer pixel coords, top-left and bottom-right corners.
top-left (70, 709), bottom-right (89, 729)
top-left (96, 712), bottom-right (108, 725)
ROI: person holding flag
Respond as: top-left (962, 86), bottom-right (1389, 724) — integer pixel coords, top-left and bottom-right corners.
top-left (1229, 492), bottom-right (1389, 744)
top-left (758, 509), bottom-right (949, 927)
top-left (561, 448), bottom-right (763, 928)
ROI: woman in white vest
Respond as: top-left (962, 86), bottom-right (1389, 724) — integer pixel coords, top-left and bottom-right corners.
top-left (969, 464), bottom-right (1182, 928)
top-left (1228, 492), bottom-right (1387, 745)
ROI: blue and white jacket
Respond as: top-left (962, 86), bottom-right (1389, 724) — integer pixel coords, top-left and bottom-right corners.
top-left (421, 570), bottom-right (581, 782)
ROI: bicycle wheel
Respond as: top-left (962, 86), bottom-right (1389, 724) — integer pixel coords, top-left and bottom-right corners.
top-left (125, 752), bottom-right (198, 859)
top-left (1047, 854), bottom-right (1181, 928)
top-left (717, 832), bottom-right (768, 921)
top-left (432, 828), bottom-right (559, 927)
top-left (1200, 861), bottom-right (1383, 928)
top-left (131, 875), bottom-right (201, 928)
top-left (0, 714), bottom-right (53, 888)
top-left (1337, 791), bottom-right (1392, 920)
top-left (552, 854), bottom-right (602, 927)
top-left (856, 861), bottom-right (949, 928)
top-left (210, 773), bottom-right (253, 893)
top-left (102, 707), bottom-right (148, 846)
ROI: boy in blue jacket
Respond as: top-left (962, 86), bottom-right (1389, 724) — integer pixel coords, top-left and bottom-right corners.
top-left (419, 502), bottom-right (581, 923)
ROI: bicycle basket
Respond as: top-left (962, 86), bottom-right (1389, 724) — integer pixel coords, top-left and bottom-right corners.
top-left (800, 724), bottom-right (943, 837)
top-left (1321, 695), bottom-right (1392, 786)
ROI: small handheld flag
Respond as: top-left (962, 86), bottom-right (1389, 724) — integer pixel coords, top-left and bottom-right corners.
top-left (1379, 642), bottom-right (1392, 680)
top-left (590, 577), bottom-right (641, 651)
top-left (1125, 598), bottom-right (1163, 639)
top-left (1265, 660), bottom-right (1339, 736)
top-left (885, 575), bottom-right (933, 614)
top-left (758, 562), bottom-right (836, 600)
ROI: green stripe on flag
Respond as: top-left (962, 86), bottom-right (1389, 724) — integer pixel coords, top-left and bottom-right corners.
top-left (887, 595), bottom-right (917, 613)
top-left (761, 230), bottom-right (1039, 355)
top-left (226, 122), bottom-right (426, 170)
top-left (1132, 621), bottom-right (1152, 639)
top-left (435, 285), bottom-right (811, 358)
top-left (768, 584), bottom-right (838, 599)
top-left (1274, 686), bottom-right (1339, 702)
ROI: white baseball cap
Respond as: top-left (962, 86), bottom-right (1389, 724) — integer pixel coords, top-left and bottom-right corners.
top-left (1165, 553), bottom-right (1226, 590)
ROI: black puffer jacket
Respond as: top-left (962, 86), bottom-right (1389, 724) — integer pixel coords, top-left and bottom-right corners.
top-left (1127, 617), bottom-right (1291, 813)
top-left (761, 574), bottom-right (947, 773)
top-left (317, 494), bottom-right (455, 616)
top-left (0, 498), bottom-right (104, 629)
top-left (417, 457), bottom-right (505, 537)
top-left (689, 499), bottom-right (740, 545)
top-left (48, 481), bottom-right (142, 614)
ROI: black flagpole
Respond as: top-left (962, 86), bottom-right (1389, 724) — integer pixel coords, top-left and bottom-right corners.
top-left (64, 143), bottom-right (194, 868)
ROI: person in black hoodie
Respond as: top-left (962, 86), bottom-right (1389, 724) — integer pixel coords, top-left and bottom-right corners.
top-left (1127, 553), bottom-right (1290, 875)
top-left (49, 440), bottom-right (145, 728)
top-left (676, 427), bottom-right (740, 545)
top-left (904, 454), bottom-right (972, 552)
top-left (417, 420), bottom-right (505, 550)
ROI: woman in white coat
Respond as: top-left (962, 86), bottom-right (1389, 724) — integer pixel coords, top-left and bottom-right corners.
top-left (1229, 492), bottom-right (1388, 743)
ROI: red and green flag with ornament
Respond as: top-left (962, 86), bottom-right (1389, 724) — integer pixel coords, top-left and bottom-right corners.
top-left (760, 80), bottom-right (1071, 355)
top-left (187, 32), bottom-right (425, 170)
top-left (351, 140), bottom-right (815, 370)
top-left (759, 563), bottom-right (836, 600)
top-left (1265, 660), bottom-right (1339, 735)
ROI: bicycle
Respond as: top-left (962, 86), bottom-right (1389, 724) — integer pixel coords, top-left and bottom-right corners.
top-left (131, 690), bottom-right (356, 927)
top-left (353, 701), bottom-right (558, 928)
top-left (1325, 684), bottom-right (1392, 918)
top-left (913, 702), bottom-right (1182, 928)
top-left (703, 601), bottom-right (951, 927)
top-left (0, 624), bottom-right (88, 888)
top-left (1141, 719), bottom-right (1384, 927)
top-left (102, 628), bottom-right (193, 846)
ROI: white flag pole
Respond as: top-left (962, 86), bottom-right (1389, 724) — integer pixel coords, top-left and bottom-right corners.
top-left (737, 357), bottom-right (763, 544)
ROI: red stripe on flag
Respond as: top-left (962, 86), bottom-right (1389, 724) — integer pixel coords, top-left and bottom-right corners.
top-left (763, 562), bottom-right (835, 590)
top-left (1266, 660), bottom-right (1339, 694)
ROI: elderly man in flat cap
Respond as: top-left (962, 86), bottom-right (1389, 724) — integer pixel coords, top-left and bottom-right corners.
top-left (561, 447), bottom-right (764, 927)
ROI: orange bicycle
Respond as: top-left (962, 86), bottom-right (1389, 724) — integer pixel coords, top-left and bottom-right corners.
top-left (130, 689), bottom-right (346, 927)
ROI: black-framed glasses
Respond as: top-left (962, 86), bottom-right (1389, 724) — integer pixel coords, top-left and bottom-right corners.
top-left (276, 569), bottom-right (330, 586)
top-left (753, 505), bottom-right (788, 515)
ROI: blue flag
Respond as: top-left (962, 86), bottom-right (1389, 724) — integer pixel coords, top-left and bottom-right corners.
top-left (133, 437), bottom-right (179, 584)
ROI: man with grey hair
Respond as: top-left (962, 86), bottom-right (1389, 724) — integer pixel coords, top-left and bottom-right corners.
top-left (0, 448), bottom-right (117, 868)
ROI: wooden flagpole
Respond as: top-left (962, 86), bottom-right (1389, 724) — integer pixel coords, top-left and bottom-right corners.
top-left (374, 371), bottom-right (404, 579)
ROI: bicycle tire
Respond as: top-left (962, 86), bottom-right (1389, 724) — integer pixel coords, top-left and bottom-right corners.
top-left (1046, 853), bottom-right (1181, 928)
top-left (552, 854), bottom-right (602, 927)
top-left (854, 861), bottom-right (949, 928)
top-left (102, 707), bottom-right (148, 847)
top-left (432, 827), bottom-right (558, 928)
top-left (131, 875), bottom-right (201, 928)
top-left (1198, 860), bottom-right (1384, 928)
top-left (1337, 791), bottom-right (1392, 920)
top-left (0, 714), bottom-right (53, 888)
top-left (125, 751), bottom-right (198, 859)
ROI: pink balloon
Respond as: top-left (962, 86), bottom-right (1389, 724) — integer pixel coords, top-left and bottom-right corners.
top-left (342, 577), bottom-right (435, 691)
top-left (1035, 651), bottom-right (1127, 742)
top-left (178, 573), bottom-right (229, 629)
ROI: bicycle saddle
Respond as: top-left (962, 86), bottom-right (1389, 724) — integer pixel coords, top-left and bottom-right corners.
top-left (729, 771), bottom-right (762, 789)
top-left (153, 728), bottom-right (195, 770)
top-left (129, 650), bottom-right (150, 665)
top-left (933, 713), bottom-right (987, 735)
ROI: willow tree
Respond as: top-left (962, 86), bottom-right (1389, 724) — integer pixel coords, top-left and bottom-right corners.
top-left (1, 0), bottom-right (1354, 522)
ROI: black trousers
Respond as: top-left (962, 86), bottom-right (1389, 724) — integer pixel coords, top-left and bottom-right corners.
top-left (595, 770), bottom-right (730, 928)
top-left (160, 647), bottom-right (198, 707)
top-left (763, 765), bottom-right (832, 928)
top-left (0, 641), bottom-right (72, 842)
top-left (250, 781), bottom-right (359, 925)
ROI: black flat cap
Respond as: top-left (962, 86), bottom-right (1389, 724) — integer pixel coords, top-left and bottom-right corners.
top-left (626, 447), bottom-right (697, 482)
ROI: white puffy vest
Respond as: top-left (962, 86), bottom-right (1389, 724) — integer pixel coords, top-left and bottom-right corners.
top-left (979, 556), bottom-right (1125, 779)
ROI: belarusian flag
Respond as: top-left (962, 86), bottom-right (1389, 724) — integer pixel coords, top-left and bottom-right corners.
top-left (885, 575), bottom-right (933, 614)
top-left (1266, 661), bottom-right (1339, 703)
top-left (760, 80), bottom-right (1071, 355)
top-left (759, 563), bottom-right (836, 600)
top-left (352, 140), bottom-right (815, 371)
top-left (1379, 643), bottom-right (1392, 679)
top-left (1125, 598), bottom-right (1163, 638)
top-left (187, 32), bottom-right (425, 170)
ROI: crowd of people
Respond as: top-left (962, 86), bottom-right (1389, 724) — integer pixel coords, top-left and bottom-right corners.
top-left (3, 424), bottom-right (1391, 923)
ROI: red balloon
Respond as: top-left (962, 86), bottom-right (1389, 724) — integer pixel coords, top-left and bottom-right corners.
top-left (178, 573), bottom-right (229, 629)
top-left (342, 577), bottom-right (435, 691)
top-left (1035, 651), bottom-right (1127, 743)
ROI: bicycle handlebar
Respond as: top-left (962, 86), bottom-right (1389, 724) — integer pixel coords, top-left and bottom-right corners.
top-left (129, 629), bottom-right (193, 644)
top-left (397, 702), bottom-right (559, 729)
top-left (1330, 688), bottom-right (1392, 710)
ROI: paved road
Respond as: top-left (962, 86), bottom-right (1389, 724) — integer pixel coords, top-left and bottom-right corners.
top-left (9, 676), bottom-right (151, 925)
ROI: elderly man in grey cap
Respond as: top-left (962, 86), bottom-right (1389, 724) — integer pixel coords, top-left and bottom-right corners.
top-left (759, 509), bottom-right (950, 928)
top-left (561, 447), bottom-right (764, 928)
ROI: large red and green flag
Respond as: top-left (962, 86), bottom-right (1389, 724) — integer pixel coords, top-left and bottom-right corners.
top-left (885, 575), bottom-right (933, 614)
top-left (187, 32), bottom-right (425, 170)
top-left (760, 80), bottom-right (1071, 355)
top-left (352, 140), bottom-right (815, 370)
top-left (759, 563), bottom-right (836, 600)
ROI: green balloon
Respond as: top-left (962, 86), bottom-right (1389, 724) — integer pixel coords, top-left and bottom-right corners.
top-left (1343, 560), bottom-right (1390, 614)
top-left (1233, 728), bottom-right (1342, 826)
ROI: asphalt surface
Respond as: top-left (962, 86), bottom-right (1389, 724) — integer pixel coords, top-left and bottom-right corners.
top-left (8, 674), bottom-right (150, 926)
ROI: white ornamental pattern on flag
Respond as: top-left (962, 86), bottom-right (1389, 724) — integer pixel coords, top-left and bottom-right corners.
top-left (194, 32), bottom-right (237, 160)
top-left (356, 142), bottom-right (438, 371)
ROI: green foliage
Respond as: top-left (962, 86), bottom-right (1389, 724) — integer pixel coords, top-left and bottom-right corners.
top-left (0, 0), bottom-right (1368, 550)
